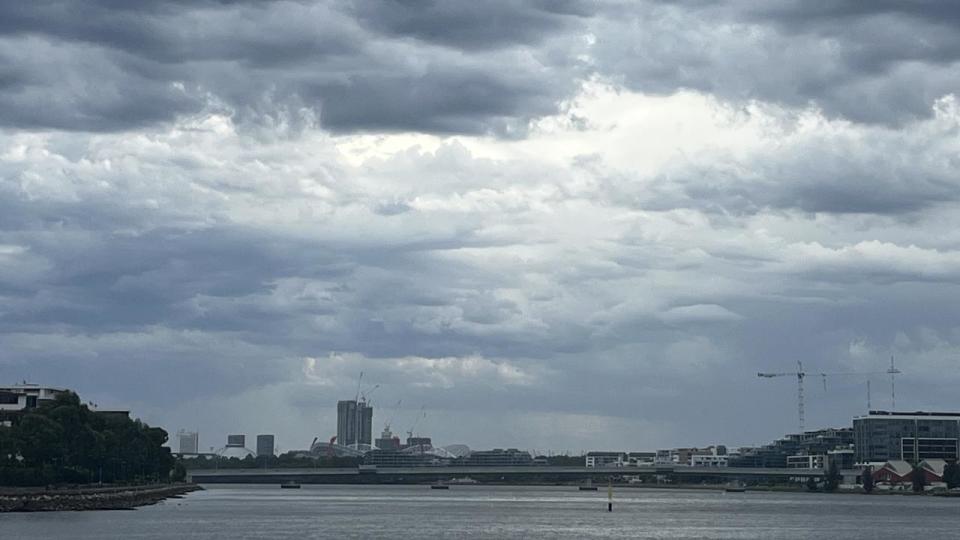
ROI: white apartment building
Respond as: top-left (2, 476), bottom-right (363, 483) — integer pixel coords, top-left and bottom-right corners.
top-left (0, 384), bottom-right (68, 412)
top-left (690, 454), bottom-right (729, 467)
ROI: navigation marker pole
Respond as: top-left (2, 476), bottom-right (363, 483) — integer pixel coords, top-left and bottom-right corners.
top-left (607, 479), bottom-right (613, 512)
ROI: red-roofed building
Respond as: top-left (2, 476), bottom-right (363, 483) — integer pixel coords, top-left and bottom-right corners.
top-left (872, 460), bottom-right (913, 484)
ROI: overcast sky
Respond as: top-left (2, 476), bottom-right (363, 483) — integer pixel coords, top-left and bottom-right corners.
top-left (2, 0), bottom-right (960, 454)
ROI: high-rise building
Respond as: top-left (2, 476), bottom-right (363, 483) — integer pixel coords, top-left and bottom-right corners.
top-left (375, 427), bottom-right (401, 450)
top-left (256, 434), bottom-right (275, 457)
top-left (854, 411), bottom-right (960, 463)
top-left (178, 430), bottom-right (199, 454)
top-left (336, 400), bottom-right (373, 447)
top-left (406, 436), bottom-right (432, 449)
top-left (226, 434), bottom-right (246, 448)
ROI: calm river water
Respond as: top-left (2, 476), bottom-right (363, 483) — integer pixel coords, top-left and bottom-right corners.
top-left (2, 484), bottom-right (958, 539)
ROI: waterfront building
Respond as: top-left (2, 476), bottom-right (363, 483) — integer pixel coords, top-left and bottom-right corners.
top-left (586, 452), bottom-right (626, 468)
top-left (219, 434), bottom-right (255, 459)
top-left (730, 428), bottom-right (854, 468)
top-left (363, 449), bottom-right (449, 467)
top-left (690, 453), bottom-right (729, 467)
top-left (227, 434), bottom-right (246, 447)
top-left (461, 449), bottom-right (533, 466)
top-left (405, 436), bottom-right (432, 449)
top-left (256, 434), bottom-right (275, 457)
top-left (178, 430), bottom-right (200, 454)
top-left (0, 385), bottom-right (129, 428)
top-left (785, 448), bottom-right (854, 470)
top-left (0, 384), bottom-right (68, 423)
top-left (308, 439), bottom-right (367, 457)
top-left (919, 459), bottom-right (947, 483)
top-left (871, 460), bottom-right (913, 484)
top-left (375, 427), bottom-right (401, 450)
top-left (827, 448), bottom-right (855, 469)
top-left (442, 444), bottom-right (472, 458)
top-left (627, 452), bottom-right (656, 466)
top-left (655, 446), bottom-right (727, 466)
top-left (655, 449), bottom-right (676, 465)
top-left (337, 399), bottom-right (373, 447)
top-left (786, 454), bottom-right (824, 469)
top-left (853, 411), bottom-right (960, 463)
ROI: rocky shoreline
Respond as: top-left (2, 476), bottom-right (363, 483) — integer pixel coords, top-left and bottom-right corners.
top-left (0, 484), bottom-right (202, 512)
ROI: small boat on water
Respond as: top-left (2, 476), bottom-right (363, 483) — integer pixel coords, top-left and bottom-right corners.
top-left (447, 477), bottom-right (478, 485)
top-left (579, 479), bottom-right (598, 491)
top-left (724, 487), bottom-right (746, 493)
top-left (280, 481), bottom-right (301, 489)
top-left (430, 484), bottom-right (450, 490)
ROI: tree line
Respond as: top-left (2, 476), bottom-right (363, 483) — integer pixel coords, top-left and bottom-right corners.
top-left (0, 392), bottom-right (173, 486)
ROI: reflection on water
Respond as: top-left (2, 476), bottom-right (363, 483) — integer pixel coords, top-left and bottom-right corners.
top-left (4, 484), bottom-right (959, 539)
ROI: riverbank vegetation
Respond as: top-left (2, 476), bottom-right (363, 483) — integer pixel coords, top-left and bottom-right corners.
top-left (180, 453), bottom-right (363, 470)
top-left (0, 392), bottom-right (173, 486)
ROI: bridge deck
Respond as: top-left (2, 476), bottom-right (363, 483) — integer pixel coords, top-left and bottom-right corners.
top-left (188, 465), bottom-right (828, 483)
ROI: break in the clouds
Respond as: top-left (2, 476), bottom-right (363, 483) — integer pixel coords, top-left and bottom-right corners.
top-left (2, 1), bottom-right (960, 452)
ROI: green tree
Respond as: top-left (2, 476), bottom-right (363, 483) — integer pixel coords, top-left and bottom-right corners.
top-left (171, 462), bottom-right (187, 482)
top-left (912, 463), bottom-right (927, 493)
top-left (943, 460), bottom-right (960, 490)
top-left (861, 466), bottom-right (874, 494)
top-left (17, 414), bottom-right (64, 467)
top-left (823, 460), bottom-right (841, 492)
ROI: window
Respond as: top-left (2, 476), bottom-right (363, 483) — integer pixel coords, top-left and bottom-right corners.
top-left (901, 437), bottom-right (959, 461)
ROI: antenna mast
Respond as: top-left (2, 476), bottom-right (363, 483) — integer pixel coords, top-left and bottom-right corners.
top-left (887, 356), bottom-right (901, 410)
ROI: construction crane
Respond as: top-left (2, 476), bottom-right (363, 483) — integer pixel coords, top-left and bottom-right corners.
top-left (354, 371), bottom-right (364, 403)
top-left (823, 357), bottom-right (901, 412)
top-left (758, 361), bottom-right (889, 433)
top-left (758, 361), bottom-right (809, 433)
top-left (361, 384), bottom-right (380, 406)
top-left (383, 399), bottom-right (402, 434)
top-left (407, 406), bottom-right (426, 440)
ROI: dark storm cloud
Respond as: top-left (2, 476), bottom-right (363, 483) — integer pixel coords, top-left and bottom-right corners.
top-left (592, 0), bottom-right (960, 125)
top-left (653, 130), bottom-right (960, 216)
top-left (748, 1), bottom-right (960, 27)
top-left (347, 0), bottom-right (595, 50)
top-left (2, 0), bottom-right (958, 133)
top-left (0, 0), bottom-right (583, 134)
top-left (308, 64), bottom-right (559, 134)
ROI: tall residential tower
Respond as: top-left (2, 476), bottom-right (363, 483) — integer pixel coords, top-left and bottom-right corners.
top-left (337, 400), bottom-right (373, 447)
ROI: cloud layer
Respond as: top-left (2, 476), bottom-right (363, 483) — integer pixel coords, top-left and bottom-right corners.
top-left (2, 1), bottom-right (960, 452)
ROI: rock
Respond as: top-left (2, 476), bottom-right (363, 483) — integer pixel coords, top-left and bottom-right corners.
top-left (0, 484), bottom-right (203, 513)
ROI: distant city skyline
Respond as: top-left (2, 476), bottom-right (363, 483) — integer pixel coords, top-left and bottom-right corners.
top-left (3, 1), bottom-right (960, 453)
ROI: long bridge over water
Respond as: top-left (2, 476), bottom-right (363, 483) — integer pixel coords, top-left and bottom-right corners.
top-left (188, 465), bottom-right (838, 485)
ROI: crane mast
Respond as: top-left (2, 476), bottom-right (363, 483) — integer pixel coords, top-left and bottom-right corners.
top-left (758, 360), bottom-right (806, 432)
